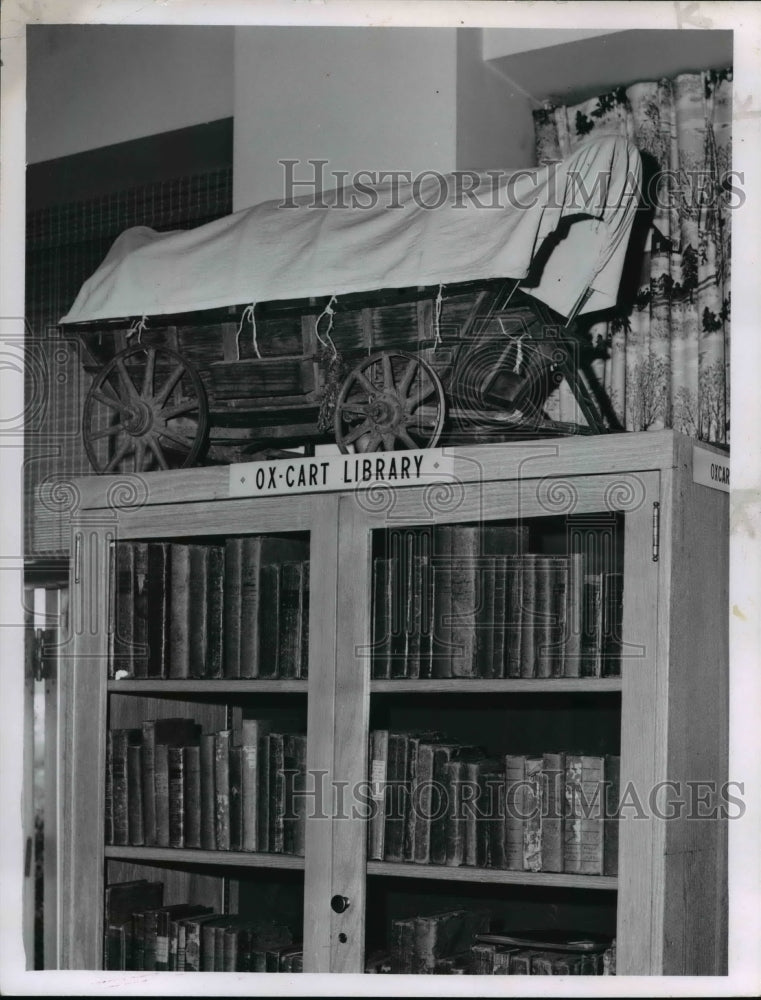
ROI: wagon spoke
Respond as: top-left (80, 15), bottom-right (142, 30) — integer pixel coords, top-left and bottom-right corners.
top-left (155, 423), bottom-right (196, 450)
top-left (146, 434), bottom-right (169, 470)
top-left (89, 422), bottom-right (124, 441)
top-left (115, 357), bottom-right (141, 405)
top-left (398, 428), bottom-right (418, 450)
top-left (355, 371), bottom-right (379, 397)
top-left (141, 347), bottom-right (156, 399)
top-left (363, 431), bottom-right (382, 453)
top-left (343, 419), bottom-right (373, 446)
top-left (134, 437), bottom-right (148, 472)
top-left (160, 398), bottom-right (199, 420)
top-left (397, 357), bottom-right (419, 397)
top-left (381, 353), bottom-right (395, 392)
top-left (104, 436), bottom-right (134, 473)
top-left (154, 363), bottom-right (186, 407)
top-left (338, 399), bottom-right (371, 418)
top-left (92, 388), bottom-right (131, 417)
top-left (381, 432), bottom-right (396, 451)
top-left (405, 378), bottom-right (437, 411)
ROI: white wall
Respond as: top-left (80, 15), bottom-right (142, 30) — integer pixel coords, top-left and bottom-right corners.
top-left (233, 26), bottom-right (458, 211)
top-left (456, 28), bottom-right (535, 170)
top-left (26, 25), bottom-right (234, 163)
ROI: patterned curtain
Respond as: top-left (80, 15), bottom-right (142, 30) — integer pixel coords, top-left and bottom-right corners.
top-left (534, 69), bottom-right (732, 444)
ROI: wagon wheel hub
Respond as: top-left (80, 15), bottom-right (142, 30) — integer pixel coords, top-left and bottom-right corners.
top-left (368, 393), bottom-right (403, 430)
top-left (334, 350), bottom-right (446, 454)
top-left (122, 399), bottom-right (154, 437)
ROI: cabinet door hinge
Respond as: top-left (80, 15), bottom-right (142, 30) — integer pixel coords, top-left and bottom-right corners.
top-left (652, 501), bottom-right (660, 562)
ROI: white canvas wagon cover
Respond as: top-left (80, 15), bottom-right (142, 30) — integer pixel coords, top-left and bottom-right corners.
top-left (60, 135), bottom-right (642, 326)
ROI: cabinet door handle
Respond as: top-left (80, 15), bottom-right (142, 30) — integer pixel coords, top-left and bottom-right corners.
top-left (330, 894), bottom-right (350, 913)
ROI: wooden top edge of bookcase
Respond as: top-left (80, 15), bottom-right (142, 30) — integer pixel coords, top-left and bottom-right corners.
top-left (365, 861), bottom-right (617, 890)
top-left (107, 679), bottom-right (308, 694)
top-left (371, 678), bottom-right (622, 694)
top-left (71, 430), bottom-right (714, 512)
top-left (104, 846), bottom-right (305, 869)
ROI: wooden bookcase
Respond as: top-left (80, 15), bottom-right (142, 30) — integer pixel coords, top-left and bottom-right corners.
top-left (58, 430), bottom-right (728, 975)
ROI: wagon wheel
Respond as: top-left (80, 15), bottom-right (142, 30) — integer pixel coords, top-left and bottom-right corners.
top-left (82, 345), bottom-right (209, 473)
top-left (334, 351), bottom-right (445, 453)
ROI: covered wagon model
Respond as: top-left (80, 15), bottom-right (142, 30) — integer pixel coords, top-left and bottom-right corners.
top-left (61, 136), bottom-right (642, 473)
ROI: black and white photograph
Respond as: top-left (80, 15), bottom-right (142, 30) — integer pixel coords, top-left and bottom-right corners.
top-left (0, 1), bottom-right (759, 995)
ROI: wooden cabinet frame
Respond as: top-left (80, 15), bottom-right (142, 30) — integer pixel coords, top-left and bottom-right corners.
top-left (59, 430), bottom-right (728, 975)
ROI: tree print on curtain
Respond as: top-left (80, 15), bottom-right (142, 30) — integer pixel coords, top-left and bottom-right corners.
top-left (533, 69), bottom-right (731, 444)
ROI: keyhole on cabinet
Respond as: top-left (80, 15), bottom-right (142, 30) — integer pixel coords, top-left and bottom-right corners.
top-left (338, 932), bottom-right (348, 944)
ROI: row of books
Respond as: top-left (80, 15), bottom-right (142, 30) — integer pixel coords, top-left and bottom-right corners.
top-left (366, 909), bottom-right (616, 975)
top-left (106, 717), bottom-right (306, 854)
top-left (368, 730), bottom-right (620, 875)
top-left (104, 879), bottom-right (299, 971)
top-left (371, 525), bottom-right (623, 679)
top-left (110, 536), bottom-right (309, 679)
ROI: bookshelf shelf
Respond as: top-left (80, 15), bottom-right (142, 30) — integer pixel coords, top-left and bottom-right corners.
top-left (365, 861), bottom-right (617, 890)
top-left (105, 846), bottom-right (305, 869)
top-left (370, 678), bottom-right (623, 694)
top-left (107, 679), bottom-right (309, 695)
top-left (61, 431), bottom-right (729, 977)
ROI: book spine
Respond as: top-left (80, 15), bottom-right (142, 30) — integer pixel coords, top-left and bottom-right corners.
top-left (112, 542), bottom-right (135, 678)
top-left (146, 543), bottom-right (170, 678)
top-left (269, 732), bottom-right (286, 853)
top-left (504, 754), bottom-right (526, 871)
top-left (550, 557), bottom-right (570, 677)
top-left (384, 733), bottom-right (408, 862)
top-left (581, 574), bottom-right (604, 677)
top-left (228, 746), bottom-right (243, 851)
top-left (184, 744), bottom-right (202, 849)
top-left (206, 545), bottom-right (225, 679)
top-left (541, 752), bottom-right (566, 873)
top-left (132, 543), bottom-right (149, 677)
top-left (444, 761), bottom-right (465, 867)
top-left (463, 761), bottom-right (481, 867)
top-left (223, 538), bottom-right (243, 678)
top-left (199, 732), bottom-right (216, 850)
top-left (168, 544), bottom-right (191, 678)
top-left (367, 730), bottom-right (389, 861)
top-left (389, 530), bottom-right (408, 679)
top-left (563, 552), bottom-right (583, 677)
top-left (534, 556), bottom-right (554, 678)
top-left (154, 743), bottom-right (170, 847)
top-left (187, 545), bottom-right (209, 678)
top-left (239, 537), bottom-right (263, 678)
top-left (284, 733), bottom-right (307, 856)
top-left (412, 743), bottom-right (437, 863)
top-left (214, 730), bottom-right (231, 851)
top-left (519, 554), bottom-right (537, 678)
top-left (491, 557), bottom-right (507, 679)
top-left (407, 552), bottom-right (427, 679)
top-left (475, 557), bottom-right (496, 679)
top-left (278, 562), bottom-right (303, 679)
top-left (602, 572), bottom-right (624, 677)
top-left (111, 731), bottom-right (132, 846)
top-left (140, 723), bottom-right (157, 847)
top-left (126, 743), bottom-right (144, 846)
top-left (258, 564), bottom-right (281, 678)
top-left (429, 747), bottom-right (455, 866)
top-left (299, 560), bottom-right (310, 678)
top-left (371, 559), bottom-right (392, 679)
top-left (104, 731), bottom-right (114, 845)
top-left (504, 557), bottom-right (524, 677)
top-left (431, 525), bottom-right (453, 678)
top-left (564, 754), bottom-right (583, 872)
top-left (487, 770), bottom-right (507, 869)
top-left (403, 736), bottom-right (423, 861)
top-left (258, 729), bottom-right (271, 852)
top-left (449, 527), bottom-right (479, 677)
top-left (168, 746), bottom-right (185, 849)
top-left (579, 755), bottom-right (605, 875)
